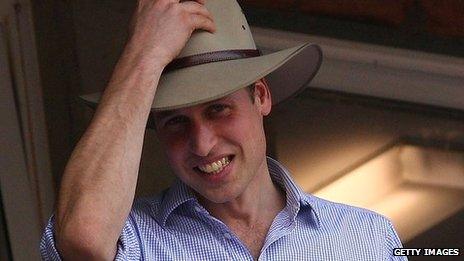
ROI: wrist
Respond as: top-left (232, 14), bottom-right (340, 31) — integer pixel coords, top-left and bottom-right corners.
top-left (123, 38), bottom-right (172, 71)
top-left (107, 44), bottom-right (165, 96)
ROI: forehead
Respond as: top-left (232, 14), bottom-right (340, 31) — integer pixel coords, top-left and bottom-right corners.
top-left (153, 88), bottom-right (249, 119)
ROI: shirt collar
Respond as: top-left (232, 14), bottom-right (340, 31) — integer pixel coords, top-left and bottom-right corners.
top-left (155, 156), bottom-right (321, 227)
top-left (267, 157), bottom-right (321, 227)
top-left (156, 179), bottom-right (196, 227)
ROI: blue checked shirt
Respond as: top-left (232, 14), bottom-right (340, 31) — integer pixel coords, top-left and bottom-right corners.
top-left (41, 157), bottom-right (406, 260)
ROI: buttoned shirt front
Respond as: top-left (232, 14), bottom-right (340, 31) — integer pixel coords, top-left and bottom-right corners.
top-left (41, 157), bottom-right (406, 260)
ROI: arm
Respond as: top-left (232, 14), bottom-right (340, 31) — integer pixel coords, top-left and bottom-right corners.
top-left (54, 1), bottom-right (215, 259)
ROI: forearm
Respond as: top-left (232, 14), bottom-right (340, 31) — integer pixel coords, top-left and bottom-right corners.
top-left (55, 45), bottom-right (164, 259)
top-left (51, 1), bottom-right (215, 258)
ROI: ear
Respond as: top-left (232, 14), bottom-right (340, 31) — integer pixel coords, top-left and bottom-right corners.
top-left (253, 78), bottom-right (272, 116)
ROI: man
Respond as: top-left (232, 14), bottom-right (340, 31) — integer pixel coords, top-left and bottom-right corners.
top-left (41, 0), bottom-right (406, 260)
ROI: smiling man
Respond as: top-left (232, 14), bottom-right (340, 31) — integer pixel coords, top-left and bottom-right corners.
top-left (154, 83), bottom-right (273, 204)
top-left (40, 0), bottom-right (406, 260)
top-left (152, 82), bottom-right (284, 258)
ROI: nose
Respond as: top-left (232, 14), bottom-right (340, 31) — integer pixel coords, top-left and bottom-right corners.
top-left (189, 122), bottom-right (217, 157)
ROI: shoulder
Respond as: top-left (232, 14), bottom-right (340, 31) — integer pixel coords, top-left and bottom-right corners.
top-left (312, 195), bottom-right (384, 216)
top-left (308, 195), bottom-right (393, 233)
top-left (301, 195), bottom-right (405, 259)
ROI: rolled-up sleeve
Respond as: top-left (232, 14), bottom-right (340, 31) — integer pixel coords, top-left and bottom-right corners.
top-left (114, 213), bottom-right (142, 260)
top-left (40, 214), bottom-right (141, 260)
top-left (40, 215), bottom-right (62, 261)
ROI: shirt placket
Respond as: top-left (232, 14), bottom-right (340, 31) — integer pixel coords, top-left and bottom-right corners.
top-left (193, 203), bottom-right (253, 261)
top-left (258, 206), bottom-right (298, 260)
top-left (219, 227), bottom-right (253, 261)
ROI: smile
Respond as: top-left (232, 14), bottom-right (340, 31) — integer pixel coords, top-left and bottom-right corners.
top-left (196, 156), bottom-right (232, 175)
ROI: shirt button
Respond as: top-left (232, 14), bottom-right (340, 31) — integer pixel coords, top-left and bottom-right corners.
top-left (194, 206), bottom-right (201, 212)
top-left (224, 233), bottom-right (232, 239)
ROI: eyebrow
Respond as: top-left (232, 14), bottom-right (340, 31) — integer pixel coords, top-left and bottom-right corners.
top-left (154, 110), bottom-right (177, 121)
top-left (153, 96), bottom-right (234, 122)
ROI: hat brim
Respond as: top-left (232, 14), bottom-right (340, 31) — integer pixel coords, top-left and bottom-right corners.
top-left (80, 43), bottom-right (322, 111)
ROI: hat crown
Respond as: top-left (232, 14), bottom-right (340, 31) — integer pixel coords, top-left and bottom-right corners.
top-left (178, 0), bottom-right (256, 58)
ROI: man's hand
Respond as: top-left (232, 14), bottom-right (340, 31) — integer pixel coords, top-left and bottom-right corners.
top-left (127, 0), bottom-right (216, 67)
top-left (54, 1), bottom-right (215, 260)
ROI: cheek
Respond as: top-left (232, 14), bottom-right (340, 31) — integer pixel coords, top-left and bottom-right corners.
top-left (244, 116), bottom-right (266, 153)
top-left (160, 134), bottom-right (188, 167)
top-left (224, 115), bottom-right (264, 146)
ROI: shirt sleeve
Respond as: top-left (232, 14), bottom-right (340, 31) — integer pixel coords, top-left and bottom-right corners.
top-left (40, 215), bottom-right (63, 261)
top-left (40, 214), bottom-right (142, 260)
top-left (114, 213), bottom-right (142, 260)
top-left (385, 220), bottom-right (408, 260)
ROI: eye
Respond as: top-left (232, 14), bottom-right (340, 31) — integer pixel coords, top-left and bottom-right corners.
top-left (208, 104), bottom-right (231, 116)
top-left (164, 115), bottom-right (188, 128)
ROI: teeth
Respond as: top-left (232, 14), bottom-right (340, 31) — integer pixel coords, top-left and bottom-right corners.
top-left (198, 157), bottom-right (231, 174)
top-left (212, 162), bottom-right (219, 171)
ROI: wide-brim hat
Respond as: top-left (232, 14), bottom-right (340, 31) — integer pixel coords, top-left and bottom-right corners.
top-left (81, 0), bottom-right (322, 111)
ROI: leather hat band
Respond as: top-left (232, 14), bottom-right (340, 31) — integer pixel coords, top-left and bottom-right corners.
top-left (164, 49), bottom-right (261, 73)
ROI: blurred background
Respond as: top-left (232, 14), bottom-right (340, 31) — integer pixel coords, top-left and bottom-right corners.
top-left (1, 0), bottom-right (463, 260)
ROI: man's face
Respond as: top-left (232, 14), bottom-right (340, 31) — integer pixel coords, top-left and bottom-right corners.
top-left (154, 80), bottom-right (272, 203)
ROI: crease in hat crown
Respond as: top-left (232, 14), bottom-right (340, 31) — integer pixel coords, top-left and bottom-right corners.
top-left (176, 0), bottom-right (257, 58)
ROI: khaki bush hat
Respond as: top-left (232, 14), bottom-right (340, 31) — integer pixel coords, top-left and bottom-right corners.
top-left (81, 0), bottom-right (322, 111)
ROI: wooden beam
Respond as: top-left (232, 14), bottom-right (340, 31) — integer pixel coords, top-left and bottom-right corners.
top-left (420, 0), bottom-right (464, 37)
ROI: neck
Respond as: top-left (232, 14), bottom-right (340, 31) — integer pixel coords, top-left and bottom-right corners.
top-left (198, 160), bottom-right (286, 227)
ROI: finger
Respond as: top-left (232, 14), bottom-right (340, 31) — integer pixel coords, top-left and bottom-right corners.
top-left (139, 0), bottom-right (160, 8)
top-left (180, 1), bottom-right (212, 20)
top-left (180, 0), bottom-right (205, 3)
top-left (189, 14), bottom-right (216, 33)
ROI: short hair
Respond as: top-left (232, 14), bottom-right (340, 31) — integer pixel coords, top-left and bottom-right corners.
top-left (247, 83), bottom-right (256, 103)
top-left (148, 82), bottom-right (258, 129)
